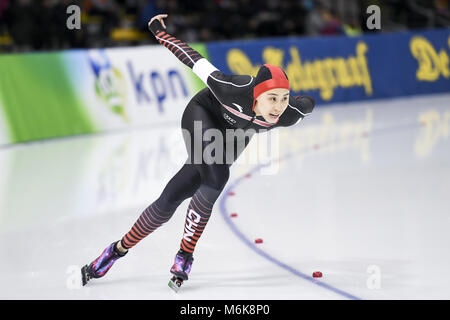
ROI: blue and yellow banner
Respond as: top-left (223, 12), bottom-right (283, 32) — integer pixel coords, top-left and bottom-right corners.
top-left (206, 28), bottom-right (450, 104)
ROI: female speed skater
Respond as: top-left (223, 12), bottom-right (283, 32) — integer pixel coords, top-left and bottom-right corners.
top-left (81, 14), bottom-right (315, 292)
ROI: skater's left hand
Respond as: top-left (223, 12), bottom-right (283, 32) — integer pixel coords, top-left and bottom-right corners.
top-left (149, 14), bottom-right (168, 30)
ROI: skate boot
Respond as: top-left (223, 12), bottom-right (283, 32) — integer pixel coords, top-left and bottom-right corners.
top-left (168, 249), bottom-right (194, 292)
top-left (81, 241), bottom-right (127, 286)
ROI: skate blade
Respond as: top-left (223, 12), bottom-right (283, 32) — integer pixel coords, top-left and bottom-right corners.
top-left (168, 276), bottom-right (183, 293)
top-left (170, 270), bottom-right (188, 281)
top-left (81, 265), bottom-right (90, 286)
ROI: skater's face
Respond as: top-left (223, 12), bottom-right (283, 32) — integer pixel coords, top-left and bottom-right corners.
top-left (254, 88), bottom-right (290, 123)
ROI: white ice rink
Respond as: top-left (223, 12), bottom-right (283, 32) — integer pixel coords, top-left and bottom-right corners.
top-left (0, 93), bottom-right (449, 300)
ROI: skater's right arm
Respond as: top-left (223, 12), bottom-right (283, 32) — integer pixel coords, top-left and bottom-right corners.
top-left (148, 15), bottom-right (253, 105)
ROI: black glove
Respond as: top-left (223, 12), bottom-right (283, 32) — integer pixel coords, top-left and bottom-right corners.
top-left (148, 19), bottom-right (164, 35)
top-left (294, 95), bottom-right (315, 113)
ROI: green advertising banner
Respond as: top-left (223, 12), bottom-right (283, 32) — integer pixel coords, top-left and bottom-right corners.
top-left (0, 44), bottom-right (208, 145)
top-left (0, 53), bottom-right (97, 143)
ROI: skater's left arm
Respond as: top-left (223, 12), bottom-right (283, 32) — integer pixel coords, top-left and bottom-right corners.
top-left (148, 15), bottom-right (205, 70)
top-left (148, 15), bottom-right (250, 103)
top-left (282, 95), bottom-right (315, 126)
top-left (148, 14), bottom-right (222, 85)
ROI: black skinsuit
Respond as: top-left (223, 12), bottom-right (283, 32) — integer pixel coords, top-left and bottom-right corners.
top-left (120, 19), bottom-right (315, 255)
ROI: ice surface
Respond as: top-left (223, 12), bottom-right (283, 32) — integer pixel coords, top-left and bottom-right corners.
top-left (0, 93), bottom-right (449, 299)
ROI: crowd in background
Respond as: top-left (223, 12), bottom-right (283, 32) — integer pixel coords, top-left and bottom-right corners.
top-left (0, 0), bottom-right (448, 52)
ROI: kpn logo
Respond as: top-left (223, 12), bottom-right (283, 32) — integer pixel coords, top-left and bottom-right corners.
top-left (88, 49), bottom-right (129, 122)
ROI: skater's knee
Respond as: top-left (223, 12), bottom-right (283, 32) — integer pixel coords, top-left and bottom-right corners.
top-left (155, 195), bottom-right (181, 216)
top-left (202, 165), bottom-right (229, 191)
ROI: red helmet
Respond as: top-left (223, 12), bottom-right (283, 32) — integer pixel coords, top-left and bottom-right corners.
top-left (252, 64), bottom-right (290, 111)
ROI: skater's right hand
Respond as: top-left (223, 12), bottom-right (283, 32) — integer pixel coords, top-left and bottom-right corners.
top-left (149, 14), bottom-right (168, 30)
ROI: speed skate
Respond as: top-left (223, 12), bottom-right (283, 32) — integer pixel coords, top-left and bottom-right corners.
top-left (168, 276), bottom-right (185, 293)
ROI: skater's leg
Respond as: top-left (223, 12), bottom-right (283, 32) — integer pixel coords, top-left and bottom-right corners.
top-left (83, 162), bottom-right (202, 284)
top-left (120, 162), bottom-right (202, 250)
top-left (180, 163), bottom-right (230, 253)
top-left (81, 241), bottom-right (127, 285)
top-left (119, 96), bottom-right (217, 251)
top-left (84, 94), bottom-right (222, 285)
top-left (169, 94), bottom-right (233, 283)
top-left (177, 99), bottom-right (233, 253)
top-left (169, 163), bottom-right (229, 282)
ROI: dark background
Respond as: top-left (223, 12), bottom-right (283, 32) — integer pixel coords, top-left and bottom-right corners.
top-left (0, 0), bottom-right (448, 53)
